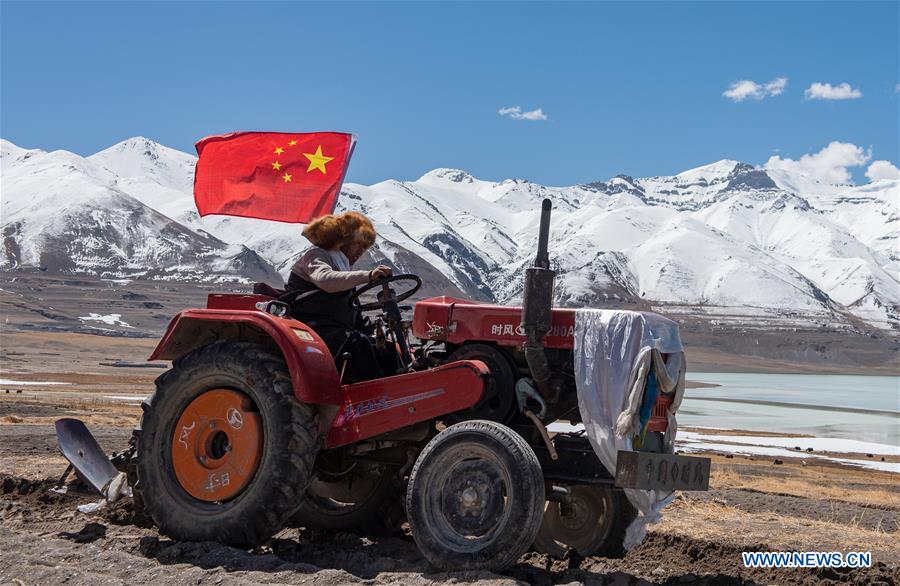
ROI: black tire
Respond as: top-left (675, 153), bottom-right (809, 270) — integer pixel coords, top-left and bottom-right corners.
top-left (533, 485), bottom-right (637, 558)
top-left (405, 420), bottom-right (545, 571)
top-left (292, 462), bottom-right (406, 535)
top-left (601, 489), bottom-right (638, 557)
top-left (134, 342), bottom-right (320, 547)
top-left (444, 344), bottom-right (517, 424)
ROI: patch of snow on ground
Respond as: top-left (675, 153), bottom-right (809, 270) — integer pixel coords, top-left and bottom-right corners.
top-left (79, 313), bottom-right (132, 328)
top-left (677, 431), bottom-right (900, 456)
top-left (0, 379), bottom-right (71, 386)
top-left (678, 439), bottom-right (899, 474)
top-left (104, 395), bottom-right (148, 403)
top-left (547, 422), bottom-right (584, 434)
top-left (546, 423), bottom-right (899, 473)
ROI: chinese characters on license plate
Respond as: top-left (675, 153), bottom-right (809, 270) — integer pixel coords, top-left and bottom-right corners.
top-left (614, 451), bottom-right (711, 491)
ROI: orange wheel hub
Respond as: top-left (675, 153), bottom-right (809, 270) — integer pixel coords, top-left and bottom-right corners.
top-left (171, 388), bottom-right (263, 502)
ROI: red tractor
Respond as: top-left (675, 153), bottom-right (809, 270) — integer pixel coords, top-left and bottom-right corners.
top-left (58, 199), bottom-right (708, 571)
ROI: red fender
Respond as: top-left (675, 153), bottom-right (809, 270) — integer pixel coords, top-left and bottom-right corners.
top-left (149, 309), bottom-right (343, 406)
top-left (325, 359), bottom-right (489, 448)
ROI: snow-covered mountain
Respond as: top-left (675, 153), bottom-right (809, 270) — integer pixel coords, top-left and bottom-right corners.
top-left (2, 137), bottom-right (897, 333)
top-left (1, 139), bottom-right (279, 283)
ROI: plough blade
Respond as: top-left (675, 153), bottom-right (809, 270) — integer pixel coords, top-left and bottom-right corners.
top-left (55, 418), bottom-right (119, 495)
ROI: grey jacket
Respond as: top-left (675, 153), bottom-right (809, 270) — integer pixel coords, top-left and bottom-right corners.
top-left (290, 247), bottom-right (371, 293)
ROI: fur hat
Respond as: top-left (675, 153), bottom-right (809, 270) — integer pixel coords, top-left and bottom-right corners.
top-left (302, 211), bottom-right (376, 250)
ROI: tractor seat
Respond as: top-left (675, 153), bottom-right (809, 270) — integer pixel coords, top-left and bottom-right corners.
top-left (253, 282), bottom-right (284, 299)
top-left (253, 282), bottom-right (315, 307)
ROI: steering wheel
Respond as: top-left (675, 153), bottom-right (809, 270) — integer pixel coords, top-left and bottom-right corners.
top-left (349, 274), bottom-right (422, 312)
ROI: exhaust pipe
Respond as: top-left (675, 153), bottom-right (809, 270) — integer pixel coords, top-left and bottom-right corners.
top-left (520, 198), bottom-right (555, 401)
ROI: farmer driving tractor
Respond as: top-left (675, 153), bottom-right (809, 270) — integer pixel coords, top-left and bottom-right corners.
top-left (285, 211), bottom-right (396, 381)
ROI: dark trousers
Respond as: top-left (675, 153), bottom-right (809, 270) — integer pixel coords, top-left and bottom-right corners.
top-left (335, 331), bottom-right (384, 383)
top-left (314, 325), bottom-right (403, 383)
top-left (312, 327), bottom-right (382, 383)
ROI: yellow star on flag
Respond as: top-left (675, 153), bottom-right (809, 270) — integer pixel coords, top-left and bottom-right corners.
top-left (282, 172), bottom-right (292, 183)
top-left (274, 146), bottom-right (285, 155)
top-left (303, 145), bottom-right (334, 174)
top-left (272, 161), bottom-right (282, 171)
top-left (288, 140), bottom-right (298, 146)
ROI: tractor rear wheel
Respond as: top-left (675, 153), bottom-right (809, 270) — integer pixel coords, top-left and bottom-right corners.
top-left (444, 344), bottom-right (517, 424)
top-left (134, 342), bottom-right (319, 547)
top-left (405, 420), bottom-right (545, 571)
top-left (533, 485), bottom-right (637, 558)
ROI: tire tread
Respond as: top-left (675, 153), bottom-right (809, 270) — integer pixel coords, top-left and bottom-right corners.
top-left (133, 342), bottom-right (320, 547)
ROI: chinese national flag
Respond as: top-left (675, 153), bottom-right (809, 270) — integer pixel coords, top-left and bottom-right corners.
top-left (193, 131), bottom-right (356, 223)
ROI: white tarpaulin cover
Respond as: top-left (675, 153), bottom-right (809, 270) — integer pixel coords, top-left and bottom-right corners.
top-left (573, 308), bottom-right (687, 550)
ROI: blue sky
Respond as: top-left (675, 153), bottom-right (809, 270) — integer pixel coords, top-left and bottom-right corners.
top-left (2, 1), bottom-right (897, 185)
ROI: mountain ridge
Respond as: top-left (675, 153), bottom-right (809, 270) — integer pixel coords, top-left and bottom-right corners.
top-left (2, 137), bottom-right (897, 334)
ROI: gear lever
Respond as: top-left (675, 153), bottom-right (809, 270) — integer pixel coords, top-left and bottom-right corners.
top-left (339, 352), bottom-right (352, 384)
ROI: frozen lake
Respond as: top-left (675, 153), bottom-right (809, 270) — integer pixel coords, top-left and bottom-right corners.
top-left (681, 372), bottom-right (900, 445)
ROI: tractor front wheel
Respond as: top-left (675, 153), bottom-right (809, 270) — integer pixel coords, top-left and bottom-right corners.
top-left (405, 420), bottom-right (545, 571)
top-left (134, 342), bottom-right (319, 547)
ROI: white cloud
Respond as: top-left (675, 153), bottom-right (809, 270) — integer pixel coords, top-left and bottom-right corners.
top-left (765, 141), bottom-right (871, 184)
top-left (865, 160), bottom-right (900, 182)
top-left (723, 77), bottom-right (788, 101)
top-left (765, 77), bottom-right (788, 96)
top-left (498, 106), bottom-right (547, 121)
top-left (804, 82), bottom-right (863, 100)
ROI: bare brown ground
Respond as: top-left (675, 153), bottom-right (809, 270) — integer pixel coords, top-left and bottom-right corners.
top-left (685, 345), bottom-right (900, 376)
top-left (1, 330), bottom-right (160, 386)
top-left (2, 323), bottom-right (899, 584)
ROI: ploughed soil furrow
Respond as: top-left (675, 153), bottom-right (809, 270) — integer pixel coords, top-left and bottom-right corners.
top-left (1, 473), bottom-right (898, 586)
